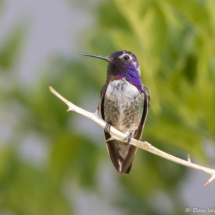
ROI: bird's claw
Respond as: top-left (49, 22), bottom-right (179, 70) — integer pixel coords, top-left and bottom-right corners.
top-left (123, 133), bottom-right (133, 145)
top-left (105, 122), bottom-right (111, 132)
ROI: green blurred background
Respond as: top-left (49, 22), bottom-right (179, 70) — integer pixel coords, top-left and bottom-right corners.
top-left (0, 0), bottom-right (215, 214)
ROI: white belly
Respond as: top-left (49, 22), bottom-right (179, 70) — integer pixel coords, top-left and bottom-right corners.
top-left (104, 78), bottom-right (143, 135)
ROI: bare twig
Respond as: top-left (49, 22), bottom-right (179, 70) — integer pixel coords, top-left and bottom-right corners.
top-left (49, 86), bottom-right (215, 186)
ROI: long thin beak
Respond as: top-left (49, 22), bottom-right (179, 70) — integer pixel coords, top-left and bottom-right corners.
top-left (80, 53), bottom-right (112, 62)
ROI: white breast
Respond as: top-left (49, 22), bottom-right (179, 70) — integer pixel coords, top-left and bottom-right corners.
top-left (105, 78), bottom-right (141, 134)
top-left (105, 79), bottom-right (140, 105)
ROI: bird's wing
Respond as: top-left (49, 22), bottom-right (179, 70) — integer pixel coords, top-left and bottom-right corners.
top-left (133, 85), bottom-right (150, 140)
top-left (100, 83), bottom-right (150, 174)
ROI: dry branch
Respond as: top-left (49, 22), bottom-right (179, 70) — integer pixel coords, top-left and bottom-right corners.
top-left (49, 86), bottom-right (215, 186)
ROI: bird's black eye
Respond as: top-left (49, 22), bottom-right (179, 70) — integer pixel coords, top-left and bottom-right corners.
top-left (123, 55), bottom-right (129, 60)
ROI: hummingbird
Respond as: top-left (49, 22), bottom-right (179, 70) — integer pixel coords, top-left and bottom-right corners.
top-left (80, 50), bottom-right (150, 174)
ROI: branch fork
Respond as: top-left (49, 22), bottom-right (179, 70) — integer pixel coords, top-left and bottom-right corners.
top-left (49, 86), bottom-right (215, 186)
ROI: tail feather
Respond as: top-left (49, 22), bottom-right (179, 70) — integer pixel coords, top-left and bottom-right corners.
top-left (104, 131), bottom-right (137, 174)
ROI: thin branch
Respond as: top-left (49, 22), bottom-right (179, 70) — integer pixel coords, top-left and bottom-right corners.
top-left (49, 86), bottom-right (215, 186)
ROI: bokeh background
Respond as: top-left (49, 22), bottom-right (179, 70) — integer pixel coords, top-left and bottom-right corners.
top-left (0, 0), bottom-right (215, 214)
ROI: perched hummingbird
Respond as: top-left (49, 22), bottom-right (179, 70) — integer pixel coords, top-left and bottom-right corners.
top-left (81, 50), bottom-right (150, 174)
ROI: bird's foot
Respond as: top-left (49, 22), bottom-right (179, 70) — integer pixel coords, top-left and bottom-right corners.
top-left (123, 133), bottom-right (133, 145)
top-left (104, 122), bottom-right (111, 132)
